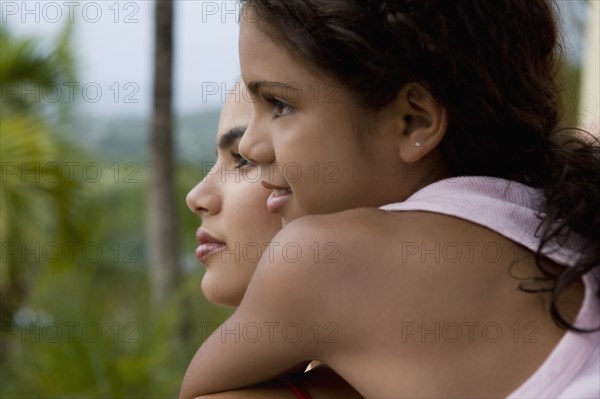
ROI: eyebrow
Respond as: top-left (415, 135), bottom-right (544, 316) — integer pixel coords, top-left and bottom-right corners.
top-left (218, 126), bottom-right (246, 151)
top-left (246, 80), bottom-right (300, 97)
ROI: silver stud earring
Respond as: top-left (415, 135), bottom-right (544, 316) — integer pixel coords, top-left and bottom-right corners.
top-left (414, 141), bottom-right (422, 148)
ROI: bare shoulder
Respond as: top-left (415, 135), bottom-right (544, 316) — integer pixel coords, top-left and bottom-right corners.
top-left (237, 208), bottom-right (403, 347)
top-left (251, 208), bottom-right (397, 291)
top-left (274, 207), bottom-right (399, 259)
top-left (254, 206), bottom-right (511, 290)
top-left (257, 206), bottom-right (556, 327)
top-left (280, 205), bottom-right (489, 239)
top-left (273, 206), bottom-right (506, 269)
top-left (243, 209), bottom-right (472, 322)
top-left (242, 209), bottom-right (378, 307)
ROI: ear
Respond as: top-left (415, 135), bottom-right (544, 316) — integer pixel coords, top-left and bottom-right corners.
top-left (393, 83), bottom-right (448, 163)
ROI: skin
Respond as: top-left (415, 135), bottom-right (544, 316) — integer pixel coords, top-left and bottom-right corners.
top-left (186, 85), bottom-right (282, 307)
top-left (186, 84), bottom-right (362, 398)
top-left (236, 57), bottom-right (442, 224)
top-left (180, 9), bottom-right (584, 399)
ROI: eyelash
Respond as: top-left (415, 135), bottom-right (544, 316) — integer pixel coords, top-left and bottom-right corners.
top-left (231, 152), bottom-right (250, 169)
top-left (264, 96), bottom-right (293, 119)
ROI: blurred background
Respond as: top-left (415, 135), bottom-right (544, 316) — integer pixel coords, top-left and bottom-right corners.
top-left (0, 1), bottom-right (598, 397)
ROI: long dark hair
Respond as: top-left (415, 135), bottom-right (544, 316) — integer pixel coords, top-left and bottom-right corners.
top-left (240, 0), bottom-right (600, 331)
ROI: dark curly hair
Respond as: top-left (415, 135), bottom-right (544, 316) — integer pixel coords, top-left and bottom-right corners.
top-left (240, 0), bottom-right (600, 331)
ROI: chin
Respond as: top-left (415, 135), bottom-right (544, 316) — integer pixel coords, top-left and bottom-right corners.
top-left (200, 274), bottom-right (244, 307)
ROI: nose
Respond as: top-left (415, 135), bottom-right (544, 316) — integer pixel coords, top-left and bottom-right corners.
top-left (185, 164), bottom-right (222, 216)
top-left (238, 116), bottom-right (276, 165)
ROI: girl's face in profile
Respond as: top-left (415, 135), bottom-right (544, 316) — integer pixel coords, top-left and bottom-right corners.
top-left (238, 11), bottom-right (412, 224)
top-left (186, 89), bottom-right (282, 307)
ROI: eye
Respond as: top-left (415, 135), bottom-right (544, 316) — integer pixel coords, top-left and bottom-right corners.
top-left (231, 152), bottom-right (251, 169)
top-left (264, 96), bottom-right (293, 119)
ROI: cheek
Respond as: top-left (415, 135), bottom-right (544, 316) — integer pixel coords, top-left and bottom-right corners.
top-left (236, 182), bottom-right (280, 227)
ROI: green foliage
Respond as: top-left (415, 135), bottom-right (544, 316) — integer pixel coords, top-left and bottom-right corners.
top-left (1, 23), bottom-right (230, 398)
top-left (0, 23), bottom-right (76, 125)
top-left (1, 264), bottom-right (230, 398)
top-left (0, 113), bottom-right (91, 246)
top-left (0, 23), bottom-right (92, 337)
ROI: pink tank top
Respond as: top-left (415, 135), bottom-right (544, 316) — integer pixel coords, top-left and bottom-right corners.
top-left (380, 176), bottom-right (599, 398)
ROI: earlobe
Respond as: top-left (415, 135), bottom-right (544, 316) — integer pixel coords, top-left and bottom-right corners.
top-left (396, 83), bottom-right (448, 163)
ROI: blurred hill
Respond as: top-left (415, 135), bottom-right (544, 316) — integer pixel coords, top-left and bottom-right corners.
top-left (69, 109), bottom-right (220, 165)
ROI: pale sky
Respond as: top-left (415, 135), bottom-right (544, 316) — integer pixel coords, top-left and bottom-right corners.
top-left (2, 0), bottom-right (241, 116)
top-left (1, 0), bottom-right (589, 117)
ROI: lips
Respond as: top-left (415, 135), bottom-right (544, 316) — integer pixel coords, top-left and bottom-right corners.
top-left (261, 181), bottom-right (293, 214)
top-left (195, 228), bottom-right (226, 262)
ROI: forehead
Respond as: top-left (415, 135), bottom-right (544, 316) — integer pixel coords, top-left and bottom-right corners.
top-left (238, 10), bottom-right (367, 122)
top-left (239, 12), bottom-right (323, 93)
top-left (217, 90), bottom-right (253, 141)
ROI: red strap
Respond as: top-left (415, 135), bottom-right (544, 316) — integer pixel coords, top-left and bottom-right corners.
top-left (282, 377), bottom-right (314, 399)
